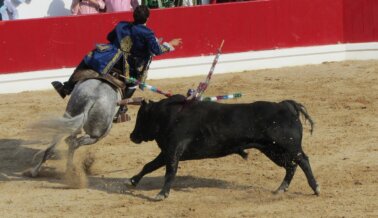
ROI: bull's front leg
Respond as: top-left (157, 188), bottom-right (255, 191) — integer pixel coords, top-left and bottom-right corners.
top-left (155, 156), bottom-right (179, 201)
top-left (125, 152), bottom-right (165, 187)
top-left (155, 141), bottom-right (187, 201)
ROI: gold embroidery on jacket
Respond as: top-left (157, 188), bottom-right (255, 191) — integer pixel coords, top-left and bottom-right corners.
top-left (120, 36), bottom-right (133, 78)
top-left (124, 55), bottom-right (130, 78)
top-left (101, 49), bottom-right (123, 75)
top-left (120, 36), bottom-right (133, 52)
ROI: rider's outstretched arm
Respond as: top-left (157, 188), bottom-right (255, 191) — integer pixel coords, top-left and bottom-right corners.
top-left (145, 31), bottom-right (182, 55)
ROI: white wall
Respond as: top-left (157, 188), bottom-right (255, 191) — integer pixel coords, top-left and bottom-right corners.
top-left (17, 0), bottom-right (73, 19)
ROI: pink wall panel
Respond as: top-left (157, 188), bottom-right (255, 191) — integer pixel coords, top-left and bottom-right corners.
top-left (0, 0), bottom-right (377, 74)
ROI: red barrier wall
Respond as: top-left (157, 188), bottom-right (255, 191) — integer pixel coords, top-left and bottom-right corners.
top-left (343, 0), bottom-right (378, 42)
top-left (0, 0), bottom-right (377, 74)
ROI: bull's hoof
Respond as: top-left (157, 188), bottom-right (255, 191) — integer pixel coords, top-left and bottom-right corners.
top-left (124, 178), bottom-right (137, 188)
top-left (314, 185), bottom-right (321, 196)
top-left (154, 193), bottom-right (168, 201)
top-left (273, 182), bottom-right (288, 195)
top-left (272, 188), bottom-right (287, 195)
top-left (272, 189), bottom-right (283, 195)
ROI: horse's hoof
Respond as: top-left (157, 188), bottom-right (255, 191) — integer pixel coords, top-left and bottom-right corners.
top-left (22, 169), bottom-right (38, 178)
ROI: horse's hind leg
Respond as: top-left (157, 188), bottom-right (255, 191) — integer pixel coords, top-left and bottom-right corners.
top-left (24, 138), bottom-right (60, 177)
top-left (65, 134), bottom-right (99, 172)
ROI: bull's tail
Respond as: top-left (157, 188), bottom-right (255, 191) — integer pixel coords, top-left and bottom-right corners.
top-left (282, 100), bottom-right (314, 134)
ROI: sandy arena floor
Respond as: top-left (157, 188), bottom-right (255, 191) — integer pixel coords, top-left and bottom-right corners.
top-left (0, 60), bottom-right (377, 217)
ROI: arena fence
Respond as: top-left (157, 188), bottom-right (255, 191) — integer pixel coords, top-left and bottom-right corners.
top-left (0, 0), bottom-right (377, 93)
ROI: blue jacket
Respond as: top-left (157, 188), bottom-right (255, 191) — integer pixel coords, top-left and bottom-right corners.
top-left (84, 21), bottom-right (171, 76)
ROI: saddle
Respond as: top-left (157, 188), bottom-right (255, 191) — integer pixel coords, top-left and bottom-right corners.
top-left (71, 68), bottom-right (131, 123)
top-left (72, 68), bottom-right (126, 92)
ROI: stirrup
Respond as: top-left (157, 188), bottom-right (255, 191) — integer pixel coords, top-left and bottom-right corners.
top-left (51, 81), bottom-right (66, 99)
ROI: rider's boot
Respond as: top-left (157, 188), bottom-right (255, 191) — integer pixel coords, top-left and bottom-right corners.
top-left (114, 106), bottom-right (131, 123)
top-left (52, 61), bottom-right (86, 99)
top-left (124, 86), bottom-right (136, 98)
top-left (113, 87), bottom-right (136, 123)
top-left (121, 86), bottom-right (137, 113)
top-left (51, 80), bottom-right (75, 99)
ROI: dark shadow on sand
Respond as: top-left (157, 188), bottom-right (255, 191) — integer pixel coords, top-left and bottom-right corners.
top-left (0, 138), bottom-right (42, 181)
top-left (0, 139), bottom-right (306, 200)
top-left (86, 175), bottom-right (259, 201)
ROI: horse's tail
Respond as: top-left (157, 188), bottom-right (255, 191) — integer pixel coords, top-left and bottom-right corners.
top-left (33, 113), bottom-right (85, 136)
top-left (30, 113), bottom-right (85, 161)
top-left (282, 100), bottom-right (314, 135)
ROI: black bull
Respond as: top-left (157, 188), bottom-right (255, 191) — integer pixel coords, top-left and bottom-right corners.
top-left (128, 95), bottom-right (320, 200)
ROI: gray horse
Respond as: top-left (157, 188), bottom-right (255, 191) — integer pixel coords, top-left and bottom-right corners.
top-left (26, 79), bottom-right (120, 177)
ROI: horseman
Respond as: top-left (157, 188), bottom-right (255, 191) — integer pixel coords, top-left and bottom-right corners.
top-left (52, 5), bottom-right (182, 106)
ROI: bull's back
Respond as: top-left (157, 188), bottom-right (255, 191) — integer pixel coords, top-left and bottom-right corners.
top-left (180, 101), bottom-right (299, 134)
top-left (172, 101), bottom-right (302, 159)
